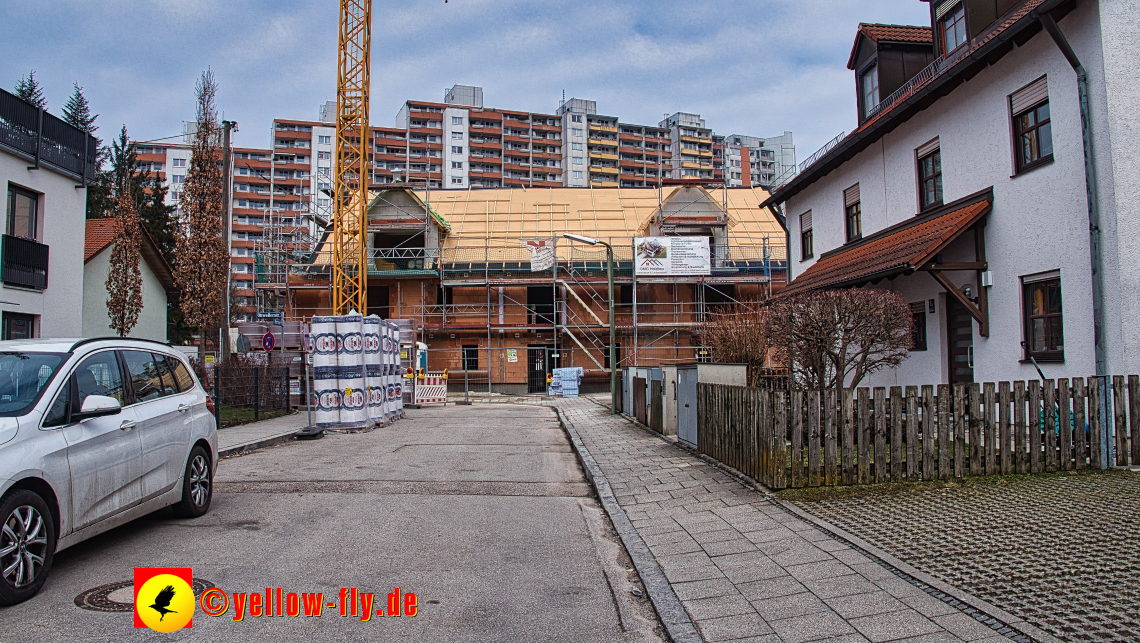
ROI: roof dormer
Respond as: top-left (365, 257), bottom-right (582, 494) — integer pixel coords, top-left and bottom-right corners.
top-left (848, 24), bottom-right (935, 124)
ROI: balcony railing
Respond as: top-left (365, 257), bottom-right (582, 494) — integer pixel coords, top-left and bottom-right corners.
top-left (1, 234), bottom-right (49, 290)
top-left (0, 88), bottom-right (99, 183)
top-left (865, 55), bottom-right (947, 122)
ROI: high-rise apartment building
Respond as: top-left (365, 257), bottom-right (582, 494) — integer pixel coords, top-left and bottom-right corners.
top-left (658, 112), bottom-right (720, 182)
top-left (722, 132), bottom-right (796, 188)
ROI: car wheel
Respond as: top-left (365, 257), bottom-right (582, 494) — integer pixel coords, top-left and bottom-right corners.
top-left (171, 446), bottom-right (213, 518)
top-left (0, 489), bottom-right (56, 606)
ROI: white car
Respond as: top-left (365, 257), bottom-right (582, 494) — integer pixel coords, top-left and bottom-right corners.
top-left (0, 338), bottom-right (217, 605)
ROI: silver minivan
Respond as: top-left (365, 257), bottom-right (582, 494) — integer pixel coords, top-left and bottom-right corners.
top-left (0, 338), bottom-right (217, 605)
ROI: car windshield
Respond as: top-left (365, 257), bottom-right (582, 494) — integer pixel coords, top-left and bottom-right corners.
top-left (0, 352), bottom-right (67, 416)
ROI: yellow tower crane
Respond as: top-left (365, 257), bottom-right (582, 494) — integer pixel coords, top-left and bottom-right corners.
top-left (332, 0), bottom-right (371, 315)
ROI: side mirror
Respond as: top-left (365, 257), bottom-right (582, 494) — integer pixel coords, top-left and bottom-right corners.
top-left (76, 395), bottom-right (122, 420)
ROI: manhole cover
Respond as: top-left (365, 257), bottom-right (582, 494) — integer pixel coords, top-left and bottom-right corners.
top-left (74, 578), bottom-right (215, 612)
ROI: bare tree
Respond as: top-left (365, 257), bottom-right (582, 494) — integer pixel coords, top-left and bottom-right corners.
top-left (701, 301), bottom-right (772, 386)
top-left (105, 192), bottom-right (143, 337)
top-left (175, 70), bottom-right (229, 360)
top-left (768, 289), bottom-right (914, 389)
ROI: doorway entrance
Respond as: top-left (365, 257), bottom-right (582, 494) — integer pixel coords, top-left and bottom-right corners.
top-left (946, 298), bottom-right (974, 384)
top-left (526, 345), bottom-right (560, 393)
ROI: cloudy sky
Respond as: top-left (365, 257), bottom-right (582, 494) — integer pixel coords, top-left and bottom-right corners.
top-left (2, 0), bottom-right (930, 162)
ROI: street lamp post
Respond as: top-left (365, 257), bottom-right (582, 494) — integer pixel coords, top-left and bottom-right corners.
top-left (563, 233), bottom-right (618, 415)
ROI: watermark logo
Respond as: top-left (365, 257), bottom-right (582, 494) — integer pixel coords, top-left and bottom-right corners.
top-left (134, 568), bottom-right (194, 632)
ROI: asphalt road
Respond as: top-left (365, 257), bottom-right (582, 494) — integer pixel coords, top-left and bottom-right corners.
top-left (3, 404), bottom-right (665, 642)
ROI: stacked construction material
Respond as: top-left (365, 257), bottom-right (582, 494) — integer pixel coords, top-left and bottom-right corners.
top-left (309, 313), bottom-right (402, 430)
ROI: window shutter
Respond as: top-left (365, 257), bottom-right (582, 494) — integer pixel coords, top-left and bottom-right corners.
top-left (916, 137), bottom-right (940, 159)
top-left (844, 184), bottom-right (860, 207)
top-left (800, 211), bottom-right (812, 231)
top-left (909, 302), bottom-right (926, 314)
top-left (935, 0), bottom-right (959, 19)
top-left (1011, 76), bottom-right (1049, 115)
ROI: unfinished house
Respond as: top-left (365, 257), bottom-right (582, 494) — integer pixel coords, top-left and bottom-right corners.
top-left (280, 185), bottom-right (785, 393)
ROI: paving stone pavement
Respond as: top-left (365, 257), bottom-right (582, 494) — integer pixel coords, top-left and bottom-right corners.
top-left (787, 470), bottom-right (1140, 643)
top-left (553, 397), bottom-right (1021, 643)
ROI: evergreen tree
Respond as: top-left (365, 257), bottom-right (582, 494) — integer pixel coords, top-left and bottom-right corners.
top-left (139, 175), bottom-right (177, 267)
top-left (13, 70), bottom-right (47, 109)
top-left (62, 82), bottom-right (98, 134)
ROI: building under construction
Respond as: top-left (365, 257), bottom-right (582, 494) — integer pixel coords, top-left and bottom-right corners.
top-left (267, 184), bottom-right (786, 393)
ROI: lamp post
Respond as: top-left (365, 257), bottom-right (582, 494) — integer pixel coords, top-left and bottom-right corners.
top-left (563, 233), bottom-right (617, 414)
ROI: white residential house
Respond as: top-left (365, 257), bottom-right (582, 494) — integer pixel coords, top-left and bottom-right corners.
top-left (82, 219), bottom-right (176, 341)
top-left (1, 87), bottom-right (96, 339)
top-left (766, 0), bottom-right (1139, 387)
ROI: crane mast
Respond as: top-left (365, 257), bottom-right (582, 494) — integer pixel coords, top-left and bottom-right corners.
top-left (332, 0), bottom-right (371, 315)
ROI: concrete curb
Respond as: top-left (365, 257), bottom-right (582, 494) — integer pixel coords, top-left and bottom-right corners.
top-left (218, 431), bottom-right (298, 458)
top-left (553, 406), bottom-right (704, 643)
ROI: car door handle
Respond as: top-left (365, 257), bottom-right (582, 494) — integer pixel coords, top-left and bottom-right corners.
top-left (119, 420), bottom-right (137, 431)
top-left (177, 404), bottom-right (191, 413)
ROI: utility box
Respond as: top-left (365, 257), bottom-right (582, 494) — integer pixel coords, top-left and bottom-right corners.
top-left (697, 363), bottom-right (748, 386)
top-left (661, 365), bottom-right (679, 436)
top-left (676, 364), bottom-right (698, 447)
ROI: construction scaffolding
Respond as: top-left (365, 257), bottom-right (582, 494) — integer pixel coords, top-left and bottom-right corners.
top-left (277, 184), bottom-right (786, 393)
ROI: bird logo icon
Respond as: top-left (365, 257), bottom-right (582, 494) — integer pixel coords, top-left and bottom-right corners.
top-left (134, 569), bottom-right (195, 632)
top-left (150, 585), bottom-right (178, 621)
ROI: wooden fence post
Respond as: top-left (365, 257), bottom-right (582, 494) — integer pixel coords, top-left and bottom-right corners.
top-left (1014, 381), bottom-right (1027, 474)
top-left (890, 387), bottom-right (903, 483)
top-left (1029, 380), bottom-right (1042, 474)
top-left (858, 388), bottom-right (870, 484)
top-left (1074, 377), bottom-right (1087, 469)
top-left (953, 384), bottom-right (966, 478)
top-left (906, 386), bottom-right (918, 481)
top-left (1089, 378), bottom-right (1102, 470)
top-left (792, 390), bottom-right (804, 488)
top-left (969, 383), bottom-right (982, 476)
top-left (999, 381), bottom-right (1012, 475)
top-left (757, 388), bottom-right (768, 485)
top-left (825, 389), bottom-right (837, 486)
top-left (808, 390), bottom-right (821, 487)
top-left (922, 386), bottom-right (935, 481)
top-left (1044, 379), bottom-right (1057, 473)
top-left (874, 387), bottom-right (887, 484)
top-left (1058, 378), bottom-right (1072, 470)
top-left (983, 382), bottom-right (996, 475)
top-left (842, 388), bottom-right (854, 485)
top-left (1114, 376), bottom-right (1128, 467)
top-left (774, 391), bottom-right (787, 489)
top-left (938, 385), bottom-right (951, 480)
top-left (1130, 375), bottom-right (1140, 466)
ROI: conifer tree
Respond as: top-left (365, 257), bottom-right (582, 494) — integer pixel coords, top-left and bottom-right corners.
top-left (13, 71), bottom-right (47, 109)
top-left (62, 82), bottom-right (98, 134)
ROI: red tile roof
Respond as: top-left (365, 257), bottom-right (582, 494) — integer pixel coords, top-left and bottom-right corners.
top-left (84, 218), bottom-right (120, 261)
top-left (859, 24), bottom-right (933, 44)
top-left (783, 197), bottom-right (991, 296)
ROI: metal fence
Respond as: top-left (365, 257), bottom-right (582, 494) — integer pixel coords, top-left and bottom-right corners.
top-left (212, 365), bottom-right (291, 428)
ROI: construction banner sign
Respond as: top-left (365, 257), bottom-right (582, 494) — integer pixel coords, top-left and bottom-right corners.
top-left (634, 236), bottom-right (711, 276)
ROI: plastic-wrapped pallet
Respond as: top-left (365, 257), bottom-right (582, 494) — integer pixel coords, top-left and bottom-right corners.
top-left (310, 315), bottom-right (341, 428)
top-left (337, 313), bottom-right (368, 428)
top-left (363, 316), bottom-right (384, 424)
top-left (382, 321), bottom-right (393, 420)
top-left (392, 322), bottom-right (403, 415)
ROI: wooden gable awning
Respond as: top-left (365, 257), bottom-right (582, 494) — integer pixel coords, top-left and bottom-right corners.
top-left (783, 189), bottom-right (994, 334)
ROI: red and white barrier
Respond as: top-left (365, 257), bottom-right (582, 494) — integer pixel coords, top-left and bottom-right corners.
top-left (414, 371), bottom-right (448, 404)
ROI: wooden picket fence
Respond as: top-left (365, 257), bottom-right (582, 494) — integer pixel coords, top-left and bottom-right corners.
top-left (696, 376), bottom-right (1140, 490)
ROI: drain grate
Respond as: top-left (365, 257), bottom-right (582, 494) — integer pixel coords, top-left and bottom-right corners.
top-left (74, 578), bottom-right (215, 613)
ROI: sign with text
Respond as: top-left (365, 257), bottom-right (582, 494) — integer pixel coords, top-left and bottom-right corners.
top-left (521, 238), bottom-right (555, 272)
top-left (634, 237), bottom-right (711, 276)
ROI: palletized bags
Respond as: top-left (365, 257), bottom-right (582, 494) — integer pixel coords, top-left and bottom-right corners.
top-left (337, 313), bottom-right (368, 427)
top-left (310, 315), bottom-right (341, 427)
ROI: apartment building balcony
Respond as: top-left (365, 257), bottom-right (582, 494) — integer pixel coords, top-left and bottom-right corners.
top-left (1, 234), bottom-right (49, 290)
top-left (1, 89), bottom-right (99, 183)
top-left (470, 141), bottom-right (503, 151)
top-left (588, 137), bottom-right (618, 146)
top-left (470, 122), bottom-right (502, 132)
top-left (589, 151), bottom-right (619, 161)
top-left (588, 122), bottom-right (618, 132)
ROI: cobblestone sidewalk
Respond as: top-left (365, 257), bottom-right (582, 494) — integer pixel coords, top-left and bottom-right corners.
top-left (788, 471), bottom-right (1140, 643)
top-left (554, 397), bottom-right (1029, 643)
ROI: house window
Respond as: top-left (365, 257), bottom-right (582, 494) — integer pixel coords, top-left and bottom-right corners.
top-left (1, 313), bottom-right (36, 340)
top-left (1023, 273), bottom-right (1063, 361)
top-left (318, 135), bottom-right (331, 144)
top-left (451, 178), bottom-right (463, 185)
top-left (799, 211), bottom-right (813, 260)
top-left (572, 171), bottom-right (583, 179)
top-left (462, 345), bottom-right (479, 371)
top-left (571, 114), bottom-right (583, 123)
top-left (452, 161), bottom-right (463, 169)
top-left (844, 184), bottom-right (861, 242)
top-left (861, 65), bottom-right (879, 118)
top-left (451, 132), bottom-right (463, 140)
top-left (939, 2), bottom-right (967, 53)
top-left (451, 146), bottom-right (463, 154)
top-left (571, 128), bottom-right (583, 137)
top-left (572, 142), bottom-right (582, 151)
top-left (6, 185), bottom-right (38, 240)
top-left (910, 303), bottom-right (928, 351)
top-left (1012, 77), bottom-right (1052, 173)
top-left (452, 116), bottom-right (463, 125)
top-left (318, 151), bottom-right (331, 160)
top-left (172, 158), bottom-right (187, 168)
top-left (918, 147), bottom-right (943, 210)
top-left (573, 157), bottom-right (583, 165)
